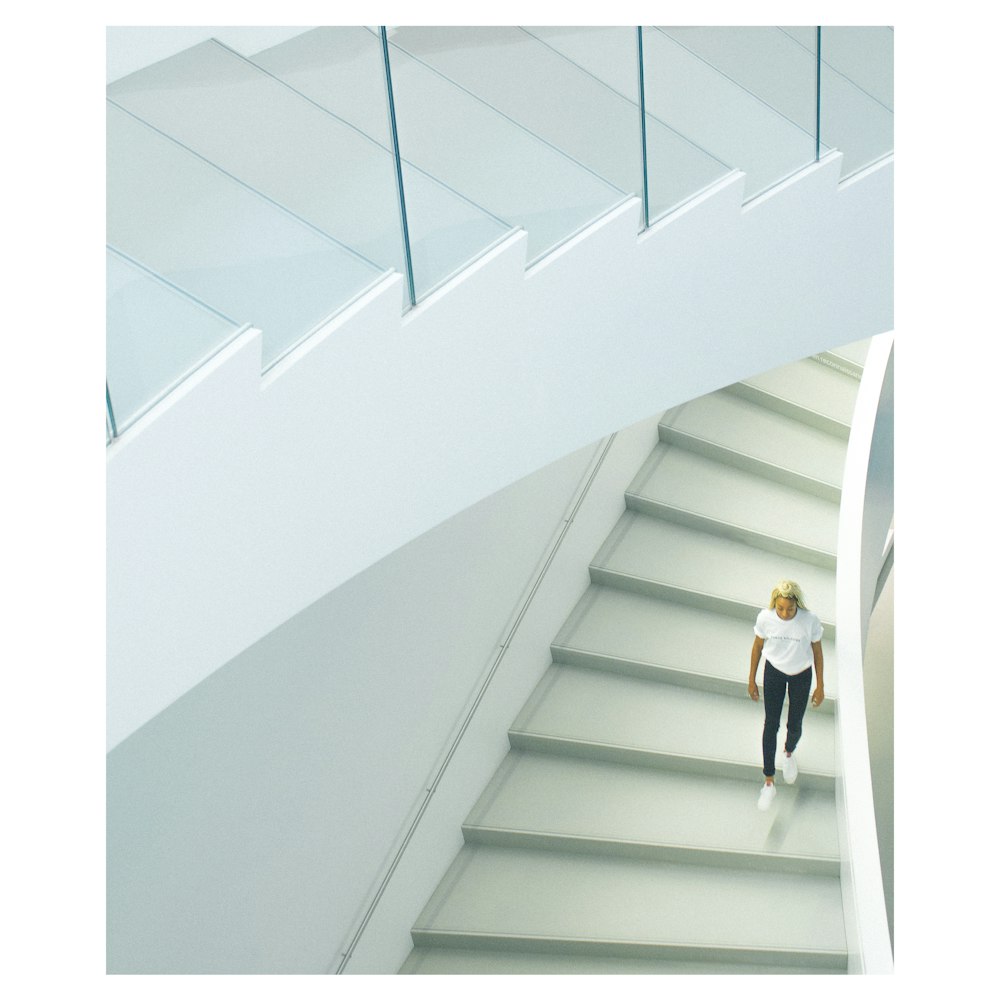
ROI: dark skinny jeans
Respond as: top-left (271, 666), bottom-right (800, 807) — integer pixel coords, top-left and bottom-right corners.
top-left (762, 660), bottom-right (813, 777)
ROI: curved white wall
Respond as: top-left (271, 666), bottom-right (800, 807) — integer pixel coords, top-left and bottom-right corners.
top-left (835, 333), bottom-right (894, 972)
top-left (106, 411), bottom-right (663, 973)
top-left (106, 155), bottom-right (893, 751)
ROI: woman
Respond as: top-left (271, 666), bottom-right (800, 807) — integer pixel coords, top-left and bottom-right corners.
top-left (748, 579), bottom-right (825, 811)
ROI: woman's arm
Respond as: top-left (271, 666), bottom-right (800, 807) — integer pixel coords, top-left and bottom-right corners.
top-left (811, 640), bottom-right (825, 707)
top-left (748, 635), bottom-right (764, 700)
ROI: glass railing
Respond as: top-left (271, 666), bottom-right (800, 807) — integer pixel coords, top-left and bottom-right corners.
top-left (643, 26), bottom-right (818, 209)
top-left (251, 26), bottom-right (517, 303)
top-left (106, 247), bottom-right (245, 435)
top-left (106, 24), bottom-right (893, 442)
top-left (389, 27), bottom-right (642, 208)
top-left (382, 26), bottom-right (632, 267)
top-left (106, 101), bottom-right (390, 376)
top-left (819, 27), bottom-right (894, 178)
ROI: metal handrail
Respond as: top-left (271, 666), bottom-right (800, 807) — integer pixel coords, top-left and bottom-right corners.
top-left (332, 431), bottom-right (618, 973)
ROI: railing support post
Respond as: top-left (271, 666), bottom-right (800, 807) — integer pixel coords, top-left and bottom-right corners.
top-left (637, 26), bottom-right (650, 230)
top-left (380, 26), bottom-right (417, 309)
top-left (106, 382), bottom-right (119, 441)
top-left (816, 26), bottom-right (823, 161)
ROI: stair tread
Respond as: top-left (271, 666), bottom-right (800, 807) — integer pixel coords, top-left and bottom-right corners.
top-left (512, 664), bottom-right (835, 774)
top-left (593, 513), bottom-right (837, 624)
top-left (401, 945), bottom-right (841, 974)
top-left (414, 844), bottom-right (847, 955)
top-left (737, 357), bottom-right (861, 426)
top-left (555, 586), bottom-right (838, 697)
top-left (466, 751), bottom-right (839, 860)
top-left (629, 443), bottom-right (840, 555)
top-left (660, 392), bottom-right (848, 488)
top-left (826, 337), bottom-right (871, 368)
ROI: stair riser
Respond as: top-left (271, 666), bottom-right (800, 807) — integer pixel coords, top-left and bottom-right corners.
top-left (461, 826), bottom-right (840, 876)
top-left (551, 644), bottom-right (744, 697)
top-left (401, 945), bottom-right (846, 974)
top-left (624, 492), bottom-right (836, 570)
top-left (725, 383), bottom-right (851, 440)
top-left (657, 426), bottom-right (842, 502)
top-left (588, 566), bottom-right (838, 638)
top-left (409, 930), bottom-right (848, 971)
top-left (507, 730), bottom-right (836, 791)
top-left (548, 646), bottom-right (837, 715)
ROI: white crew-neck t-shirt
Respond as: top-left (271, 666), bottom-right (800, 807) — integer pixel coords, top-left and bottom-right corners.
top-left (754, 607), bottom-right (823, 676)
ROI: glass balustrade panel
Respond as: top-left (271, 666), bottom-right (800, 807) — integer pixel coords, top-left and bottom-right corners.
top-left (250, 26), bottom-right (515, 300)
top-left (658, 27), bottom-right (820, 158)
top-left (108, 38), bottom-right (407, 290)
top-left (819, 27), bottom-right (894, 178)
top-left (640, 28), bottom-right (735, 223)
top-left (643, 26), bottom-right (816, 211)
top-left (107, 102), bottom-right (389, 370)
top-left (106, 248), bottom-right (242, 435)
top-left (394, 27), bottom-right (643, 203)
top-left (383, 26), bottom-right (631, 268)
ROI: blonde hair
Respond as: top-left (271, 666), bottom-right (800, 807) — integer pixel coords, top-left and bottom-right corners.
top-left (768, 579), bottom-right (808, 610)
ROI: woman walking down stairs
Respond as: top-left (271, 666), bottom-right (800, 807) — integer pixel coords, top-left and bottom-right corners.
top-left (401, 341), bottom-right (870, 974)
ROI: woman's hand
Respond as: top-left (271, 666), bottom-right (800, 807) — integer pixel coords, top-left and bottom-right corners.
top-left (811, 684), bottom-right (825, 707)
top-left (748, 680), bottom-right (759, 701)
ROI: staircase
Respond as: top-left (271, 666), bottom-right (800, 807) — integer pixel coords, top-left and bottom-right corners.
top-left (400, 340), bottom-right (869, 974)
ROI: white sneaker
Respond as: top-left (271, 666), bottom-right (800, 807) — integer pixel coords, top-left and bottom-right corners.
top-left (757, 783), bottom-right (776, 811)
top-left (781, 753), bottom-right (798, 784)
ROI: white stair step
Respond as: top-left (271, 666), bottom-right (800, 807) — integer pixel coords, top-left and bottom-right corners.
top-left (464, 751), bottom-right (839, 873)
top-left (411, 844), bottom-right (847, 968)
top-left (511, 664), bottom-right (835, 785)
top-left (553, 585), bottom-right (838, 703)
top-left (659, 392), bottom-right (848, 500)
top-left (627, 443), bottom-right (839, 567)
top-left (591, 512), bottom-right (837, 628)
top-left (727, 357), bottom-right (861, 435)
top-left (819, 337), bottom-right (872, 378)
top-left (401, 945), bottom-right (841, 974)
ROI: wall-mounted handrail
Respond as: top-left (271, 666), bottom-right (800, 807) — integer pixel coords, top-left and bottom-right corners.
top-left (332, 431), bottom-right (619, 973)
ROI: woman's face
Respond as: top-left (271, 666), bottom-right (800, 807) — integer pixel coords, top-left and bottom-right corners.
top-left (775, 597), bottom-right (798, 621)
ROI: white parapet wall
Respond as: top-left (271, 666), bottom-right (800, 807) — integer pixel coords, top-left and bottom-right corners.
top-left (106, 155), bottom-right (893, 754)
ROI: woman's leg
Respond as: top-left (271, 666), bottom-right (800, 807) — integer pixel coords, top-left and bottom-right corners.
top-left (761, 661), bottom-right (788, 778)
top-left (783, 666), bottom-right (814, 755)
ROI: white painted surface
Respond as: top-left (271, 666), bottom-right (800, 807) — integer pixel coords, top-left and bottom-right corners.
top-left (107, 156), bottom-right (892, 752)
top-left (864, 567), bottom-right (894, 949)
top-left (107, 411), bottom-right (660, 974)
top-left (834, 332), bottom-right (894, 973)
top-left (340, 415), bottom-right (661, 974)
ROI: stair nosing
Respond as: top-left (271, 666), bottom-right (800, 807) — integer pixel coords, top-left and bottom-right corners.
top-left (587, 566), bottom-right (838, 636)
top-left (548, 644), bottom-right (838, 712)
top-left (409, 929), bottom-right (848, 969)
top-left (656, 427), bottom-right (843, 501)
top-left (725, 382), bottom-right (853, 439)
top-left (814, 351), bottom-right (864, 380)
top-left (507, 730), bottom-right (836, 786)
top-left (460, 824), bottom-right (840, 874)
top-left (623, 491), bottom-right (838, 569)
